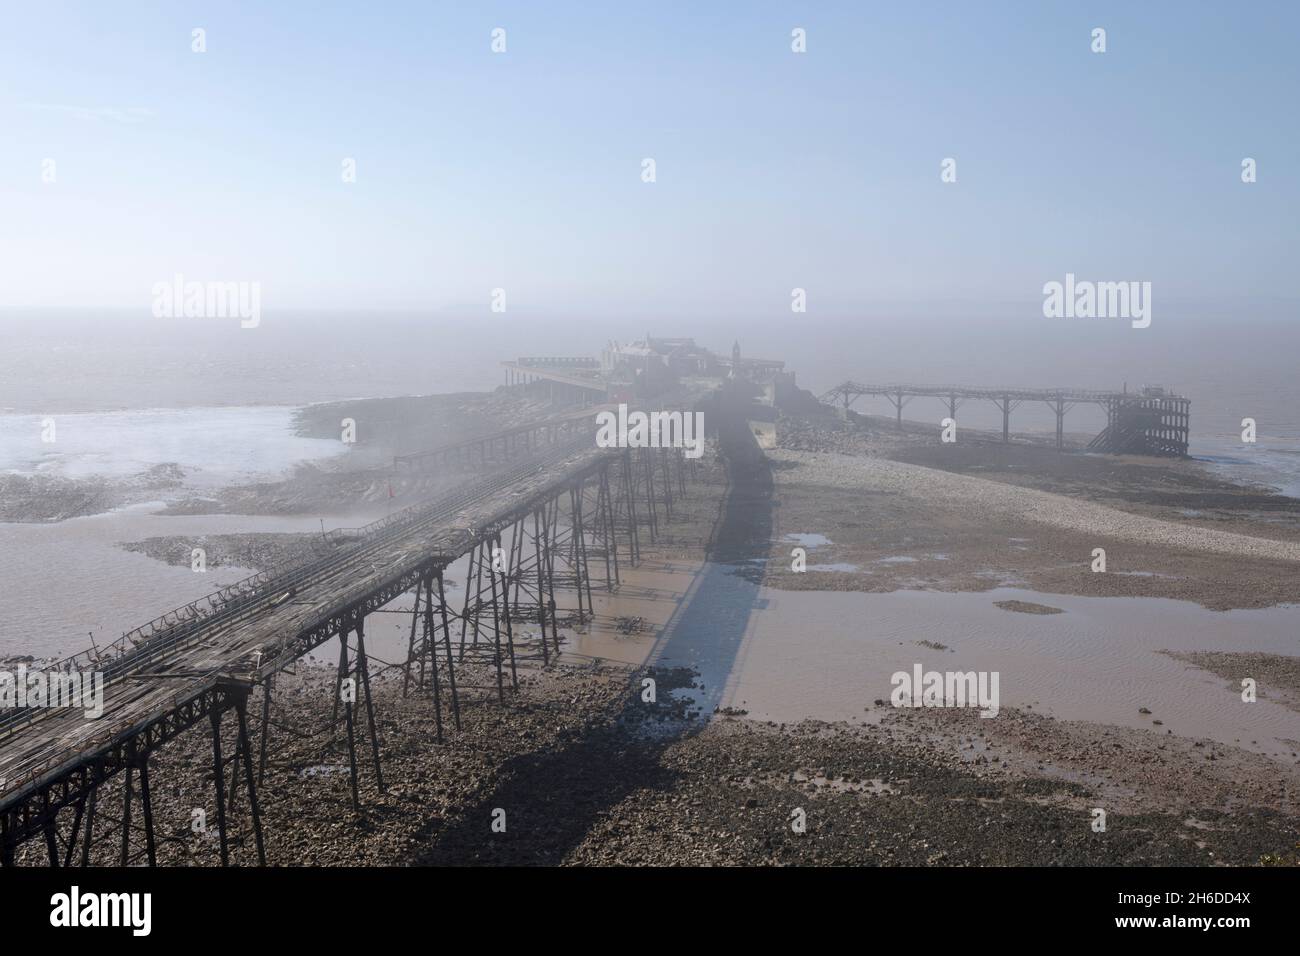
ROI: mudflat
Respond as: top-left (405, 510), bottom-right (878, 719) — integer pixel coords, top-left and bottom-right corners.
top-left (79, 395), bottom-right (1300, 866)
top-left (765, 414), bottom-right (1300, 611)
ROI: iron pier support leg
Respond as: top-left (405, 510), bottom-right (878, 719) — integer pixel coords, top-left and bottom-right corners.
top-left (42, 793), bottom-right (59, 867)
top-left (331, 635), bottom-right (347, 728)
top-left (422, 574), bottom-right (444, 742)
top-left (0, 812), bottom-right (15, 867)
top-left (209, 709), bottom-right (230, 866)
top-left (608, 468), bottom-right (622, 586)
top-left (487, 540), bottom-right (507, 701)
top-left (120, 763), bottom-right (134, 866)
top-left (543, 505), bottom-right (562, 656)
top-left (258, 673), bottom-right (274, 787)
top-left (457, 545), bottom-right (474, 659)
top-left (355, 619), bottom-right (386, 795)
top-left (460, 543), bottom-right (485, 660)
top-left (534, 510), bottom-right (551, 664)
top-left (659, 450), bottom-right (673, 521)
top-left (138, 758), bottom-right (157, 866)
top-left (436, 571), bottom-right (462, 730)
top-left (509, 520), bottom-right (526, 609)
top-left (496, 536), bottom-right (519, 690)
top-left (600, 468), bottom-right (617, 589)
top-left (236, 696), bottom-right (266, 865)
top-left (1002, 397), bottom-right (1010, 443)
top-left (623, 450), bottom-right (640, 565)
top-left (642, 449), bottom-right (658, 542)
top-left (339, 633), bottom-right (360, 812)
top-left (575, 486), bottom-right (595, 617)
top-left (81, 786), bottom-right (97, 867)
top-left (227, 729), bottom-right (243, 818)
top-left (403, 579), bottom-right (423, 697)
top-left (573, 490), bottom-right (589, 622)
top-left (64, 789), bottom-right (88, 867)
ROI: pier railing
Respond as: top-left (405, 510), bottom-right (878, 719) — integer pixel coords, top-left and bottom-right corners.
top-left (15, 433), bottom-right (597, 700)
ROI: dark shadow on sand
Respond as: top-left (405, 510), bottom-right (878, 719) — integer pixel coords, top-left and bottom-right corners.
top-left (412, 386), bottom-right (773, 864)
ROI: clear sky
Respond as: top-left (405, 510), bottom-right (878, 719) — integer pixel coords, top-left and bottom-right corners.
top-left (1, 1), bottom-right (1296, 318)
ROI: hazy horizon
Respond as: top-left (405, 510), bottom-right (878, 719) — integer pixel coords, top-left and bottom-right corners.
top-left (3, 1), bottom-right (1297, 315)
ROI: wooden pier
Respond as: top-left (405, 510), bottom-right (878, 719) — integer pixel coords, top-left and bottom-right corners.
top-left (0, 400), bottom-right (703, 867)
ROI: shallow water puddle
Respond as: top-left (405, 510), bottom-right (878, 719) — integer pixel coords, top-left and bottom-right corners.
top-left (647, 568), bottom-right (1300, 761)
top-left (784, 533), bottom-right (832, 548)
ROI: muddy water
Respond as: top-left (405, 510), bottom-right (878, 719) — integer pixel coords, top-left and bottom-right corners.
top-left (12, 504), bottom-right (1299, 765)
top-left (0, 505), bottom-right (380, 658)
top-left (303, 552), bottom-right (485, 671)
top-left (628, 566), bottom-right (1300, 759)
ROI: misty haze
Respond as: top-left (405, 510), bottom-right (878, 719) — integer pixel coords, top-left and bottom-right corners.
top-left (1, 1), bottom-right (1296, 931)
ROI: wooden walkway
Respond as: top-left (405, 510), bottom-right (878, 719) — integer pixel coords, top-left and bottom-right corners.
top-left (0, 437), bottom-right (630, 862)
top-left (0, 376), bottom-right (710, 866)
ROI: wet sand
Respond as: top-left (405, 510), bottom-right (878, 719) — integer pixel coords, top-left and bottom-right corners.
top-left (12, 390), bottom-right (1299, 865)
top-left (16, 657), bottom-right (1291, 868)
top-left (763, 418), bottom-right (1300, 610)
top-left (772, 448), bottom-right (1300, 562)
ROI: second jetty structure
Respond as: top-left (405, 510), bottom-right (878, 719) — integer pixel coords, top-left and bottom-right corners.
top-left (821, 381), bottom-right (1190, 457)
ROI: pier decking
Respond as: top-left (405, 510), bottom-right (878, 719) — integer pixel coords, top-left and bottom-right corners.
top-left (1, 391), bottom-right (706, 867)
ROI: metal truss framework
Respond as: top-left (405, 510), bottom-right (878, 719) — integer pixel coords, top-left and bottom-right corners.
top-left (821, 381), bottom-right (1190, 455)
top-left (1, 446), bottom-right (698, 867)
top-left (0, 679), bottom-right (265, 868)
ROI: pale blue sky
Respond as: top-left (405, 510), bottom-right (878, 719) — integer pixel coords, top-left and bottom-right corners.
top-left (1, 1), bottom-right (1296, 318)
